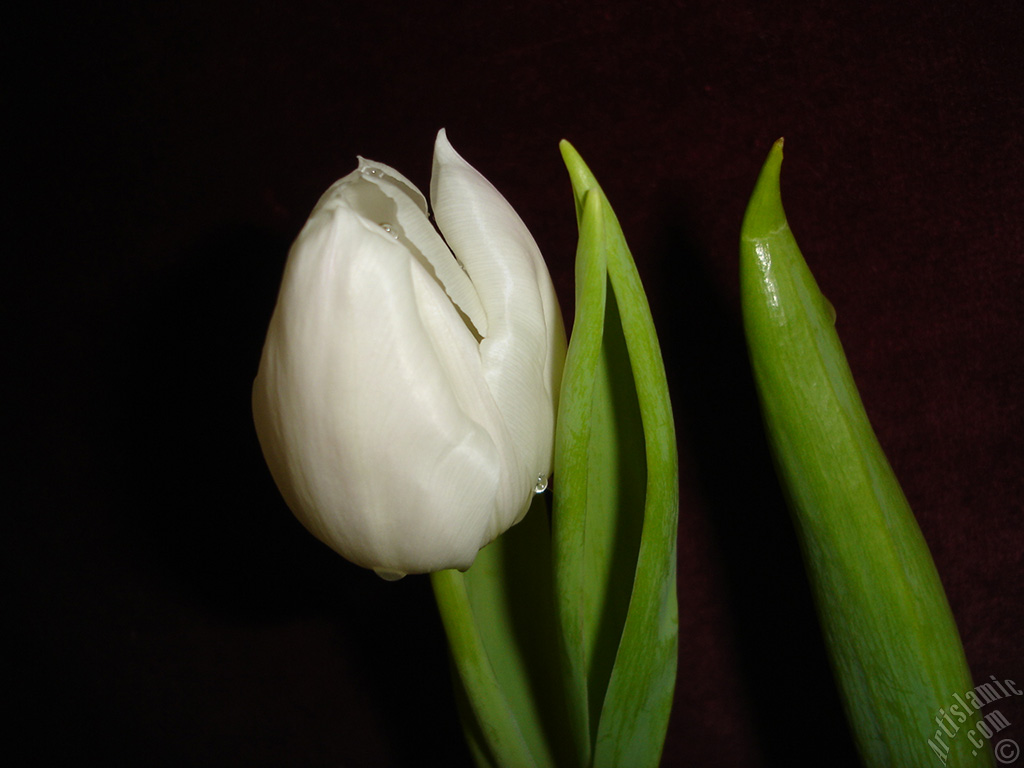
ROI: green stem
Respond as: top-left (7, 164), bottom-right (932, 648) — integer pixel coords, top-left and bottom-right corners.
top-left (431, 568), bottom-right (539, 768)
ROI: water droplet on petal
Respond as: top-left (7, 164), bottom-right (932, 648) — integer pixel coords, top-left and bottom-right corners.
top-left (362, 166), bottom-right (383, 178)
top-left (534, 475), bottom-right (548, 494)
top-left (374, 568), bottom-right (406, 581)
top-left (379, 222), bottom-right (399, 239)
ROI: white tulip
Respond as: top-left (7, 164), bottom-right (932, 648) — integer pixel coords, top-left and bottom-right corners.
top-left (253, 130), bottom-right (566, 580)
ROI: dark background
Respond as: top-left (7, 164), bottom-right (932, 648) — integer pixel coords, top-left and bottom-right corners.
top-left (8, 1), bottom-right (1022, 765)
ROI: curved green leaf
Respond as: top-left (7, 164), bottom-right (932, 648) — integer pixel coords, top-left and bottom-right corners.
top-left (554, 142), bottom-right (679, 768)
top-left (740, 139), bottom-right (991, 768)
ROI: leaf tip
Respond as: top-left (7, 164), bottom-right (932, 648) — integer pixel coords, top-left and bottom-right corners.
top-left (741, 139), bottom-right (788, 242)
top-left (560, 140), bottom-right (602, 220)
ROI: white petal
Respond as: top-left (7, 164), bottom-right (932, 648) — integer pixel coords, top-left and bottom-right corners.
top-left (350, 157), bottom-right (488, 338)
top-left (253, 182), bottom-right (507, 575)
top-left (429, 130), bottom-right (566, 526)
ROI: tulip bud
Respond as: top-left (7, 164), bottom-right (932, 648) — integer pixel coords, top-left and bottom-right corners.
top-left (253, 130), bottom-right (566, 580)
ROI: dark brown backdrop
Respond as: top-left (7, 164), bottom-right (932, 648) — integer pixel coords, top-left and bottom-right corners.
top-left (8, 1), bottom-right (1022, 765)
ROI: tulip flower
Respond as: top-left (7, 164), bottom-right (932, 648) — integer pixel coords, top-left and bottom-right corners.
top-left (253, 130), bottom-right (566, 580)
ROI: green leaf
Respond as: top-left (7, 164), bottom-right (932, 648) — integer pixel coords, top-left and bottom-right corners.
top-left (740, 139), bottom-right (992, 768)
top-left (554, 141), bottom-right (679, 768)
